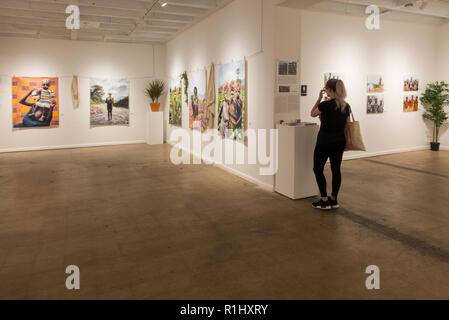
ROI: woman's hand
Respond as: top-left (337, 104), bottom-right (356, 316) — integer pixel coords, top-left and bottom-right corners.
top-left (318, 89), bottom-right (326, 102)
top-left (311, 89), bottom-right (326, 118)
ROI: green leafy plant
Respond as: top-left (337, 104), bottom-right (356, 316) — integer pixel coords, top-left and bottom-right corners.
top-left (90, 85), bottom-right (105, 104)
top-left (420, 81), bottom-right (449, 143)
top-left (181, 71), bottom-right (189, 105)
top-left (145, 79), bottom-right (166, 103)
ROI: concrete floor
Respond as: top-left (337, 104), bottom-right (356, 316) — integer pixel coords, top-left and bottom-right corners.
top-left (0, 144), bottom-right (448, 299)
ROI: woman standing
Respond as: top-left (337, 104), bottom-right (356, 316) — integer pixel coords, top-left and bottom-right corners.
top-left (310, 79), bottom-right (350, 210)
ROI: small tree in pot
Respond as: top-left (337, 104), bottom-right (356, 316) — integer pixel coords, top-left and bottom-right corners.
top-left (420, 81), bottom-right (449, 151)
top-left (145, 80), bottom-right (166, 112)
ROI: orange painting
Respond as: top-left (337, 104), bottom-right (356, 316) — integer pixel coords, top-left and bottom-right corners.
top-left (403, 95), bottom-right (419, 112)
top-left (12, 77), bottom-right (59, 129)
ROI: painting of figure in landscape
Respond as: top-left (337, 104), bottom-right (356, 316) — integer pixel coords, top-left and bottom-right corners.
top-left (90, 78), bottom-right (129, 127)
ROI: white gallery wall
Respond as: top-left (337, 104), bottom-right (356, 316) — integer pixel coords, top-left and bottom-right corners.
top-left (165, 0), bottom-right (282, 189)
top-left (0, 37), bottom-right (165, 152)
top-left (279, 9), bottom-right (440, 158)
top-left (436, 23), bottom-right (449, 149)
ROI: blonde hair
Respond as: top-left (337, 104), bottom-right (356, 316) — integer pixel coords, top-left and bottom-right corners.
top-left (326, 79), bottom-right (348, 113)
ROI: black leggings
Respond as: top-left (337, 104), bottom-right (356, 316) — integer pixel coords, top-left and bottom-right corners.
top-left (313, 143), bottom-right (345, 198)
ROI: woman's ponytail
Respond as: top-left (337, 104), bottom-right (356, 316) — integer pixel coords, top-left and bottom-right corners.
top-left (325, 79), bottom-right (348, 113)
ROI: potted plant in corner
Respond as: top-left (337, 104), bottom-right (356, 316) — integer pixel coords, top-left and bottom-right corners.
top-left (420, 81), bottom-right (449, 151)
top-left (145, 79), bottom-right (166, 112)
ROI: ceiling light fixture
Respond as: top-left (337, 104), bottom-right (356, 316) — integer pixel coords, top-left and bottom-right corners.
top-left (161, 2), bottom-right (168, 7)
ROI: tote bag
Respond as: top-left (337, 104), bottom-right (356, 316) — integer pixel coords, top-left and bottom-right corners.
top-left (345, 107), bottom-right (366, 151)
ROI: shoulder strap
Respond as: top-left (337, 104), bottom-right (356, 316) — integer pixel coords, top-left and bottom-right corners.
top-left (348, 105), bottom-right (355, 122)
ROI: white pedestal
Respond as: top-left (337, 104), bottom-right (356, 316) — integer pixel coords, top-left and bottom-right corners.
top-left (146, 111), bottom-right (164, 145)
top-left (275, 123), bottom-right (319, 199)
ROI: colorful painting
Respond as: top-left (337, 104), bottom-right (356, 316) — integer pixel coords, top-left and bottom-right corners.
top-left (90, 78), bottom-right (129, 127)
top-left (324, 72), bottom-right (344, 86)
top-left (367, 74), bottom-right (384, 93)
top-left (217, 59), bottom-right (247, 141)
top-left (169, 77), bottom-right (182, 127)
top-left (188, 70), bottom-right (207, 131)
top-left (12, 77), bottom-right (59, 129)
top-left (367, 95), bottom-right (384, 114)
top-left (404, 75), bottom-right (419, 92)
top-left (403, 95), bottom-right (419, 112)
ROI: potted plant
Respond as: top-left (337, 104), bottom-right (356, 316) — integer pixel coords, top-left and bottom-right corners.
top-left (145, 79), bottom-right (166, 112)
top-left (420, 81), bottom-right (449, 151)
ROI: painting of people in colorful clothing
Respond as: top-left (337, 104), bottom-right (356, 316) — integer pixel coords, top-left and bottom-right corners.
top-left (217, 59), bottom-right (247, 142)
top-left (12, 77), bottom-right (59, 129)
top-left (169, 77), bottom-right (182, 127)
top-left (188, 70), bottom-right (207, 131)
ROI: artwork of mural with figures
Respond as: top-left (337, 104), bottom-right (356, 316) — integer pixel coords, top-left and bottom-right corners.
top-left (188, 70), bottom-right (206, 131)
top-left (12, 77), bottom-right (59, 129)
top-left (90, 78), bottom-right (129, 127)
top-left (169, 77), bottom-right (182, 127)
top-left (217, 59), bottom-right (247, 142)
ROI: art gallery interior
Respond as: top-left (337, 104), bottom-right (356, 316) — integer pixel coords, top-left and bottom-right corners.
top-left (0, 0), bottom-right (448, 300)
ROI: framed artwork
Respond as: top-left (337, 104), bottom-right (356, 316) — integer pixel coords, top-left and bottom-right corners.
top-left (403, 95), bottom-right (419, 112)
top-left (324, 72), bottom-right (344, 86)
top-left (90, 78), bottom-right (129, 127)
top-left (188, 70), bottom-right (207, 131)
top-left (169, 77), bottom-right (182, 127)
top-left (367, 74), bottom-right (384, 93)
top-left (404, 75), bottom-right (419, 92)
top-left (217, 59), bottom-right (247, 142)
top-left (12, 77), bottom-right (59, 129)
top-left (367, 95), bottom-right (384, 114)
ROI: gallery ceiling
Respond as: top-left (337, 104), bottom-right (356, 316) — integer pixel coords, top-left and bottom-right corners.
top-left (279, 0), bottom-right (449, 24)
top-left (0, 0), bottom-right (233, 45)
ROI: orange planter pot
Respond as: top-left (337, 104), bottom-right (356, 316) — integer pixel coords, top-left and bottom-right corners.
top-left (150, 102), bottom-right (160, 112)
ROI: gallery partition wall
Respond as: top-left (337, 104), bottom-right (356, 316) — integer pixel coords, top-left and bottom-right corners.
top-left (0, 38), bottom-right (165, 153)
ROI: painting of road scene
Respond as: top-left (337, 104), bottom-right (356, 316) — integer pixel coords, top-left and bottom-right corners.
top-left (90, 78), bottom-right (129, 127)
top-left (217, 59), bottom-right (247, 142)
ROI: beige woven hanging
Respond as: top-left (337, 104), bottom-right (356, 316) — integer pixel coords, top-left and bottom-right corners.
top-left (72, 75), bottom-right (79, 108)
